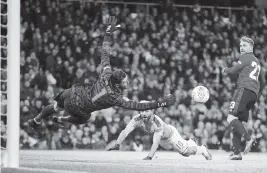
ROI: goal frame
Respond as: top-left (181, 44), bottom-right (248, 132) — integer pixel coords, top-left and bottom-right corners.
top-left (6, 0), bottom-right (20, 168)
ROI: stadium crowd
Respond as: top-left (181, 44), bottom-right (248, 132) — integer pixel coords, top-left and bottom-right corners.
top-left (1, 0), bottom-right (267, 152)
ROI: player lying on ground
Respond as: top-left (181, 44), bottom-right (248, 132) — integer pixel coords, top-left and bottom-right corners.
top-left (108, 102), bottom-right (212, 160)
top-left (28, 16), bottom-right (176, 132)
top-left (222, 36), bottom-right (266, 160)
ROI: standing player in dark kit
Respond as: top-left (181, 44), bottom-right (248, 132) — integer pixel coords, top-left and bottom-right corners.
top-left (28, 16), bottom-right (176, 130)
top-left (222, 36), bottom-right (266, 160)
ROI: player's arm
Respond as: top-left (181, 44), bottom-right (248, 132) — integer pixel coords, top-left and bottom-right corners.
top-left (260, 69), bottom-right (266, 85)
top-left (259, 69), bottom-right (267, 94)
top-left (223, 62), bottom-right (246, 75)
top-left (144, 130), bottom-right (163, 160)
top-left (100, 16), bottom-right (120, 78)
top-left (114, 94), bottom-right (176, 111)
top-left (108, 116), bottom-right (139, 151)
top-left (116, 118), bottom-right (138, 145)
top-left (222, 55), bottom-right (250, 75)
top-left (100, 34), bottom-right (112, 72)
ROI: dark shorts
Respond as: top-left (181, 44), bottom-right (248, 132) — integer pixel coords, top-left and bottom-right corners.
top-left (53, 88), bottom-right (91, 120)
top-left (229, 88), bottom-right (257, 122)
top-left (53, 89), bottom-right (71, 109)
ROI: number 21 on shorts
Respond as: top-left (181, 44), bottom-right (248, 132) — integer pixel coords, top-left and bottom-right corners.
top-left (249, 61), bottom-right (261, 81)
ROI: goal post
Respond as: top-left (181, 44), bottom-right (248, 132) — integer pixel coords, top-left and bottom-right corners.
top-left (6, 0), bottom-right (20, 168)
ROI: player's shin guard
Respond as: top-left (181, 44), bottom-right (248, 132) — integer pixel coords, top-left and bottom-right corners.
top-left (230, 119), bottom-right (251, 141)
top-left (232, 131), bottom-right (242, 155)
top-left (35, 104), bottom-right (57, 123)
top-left (244, 138), bottom-right (256, 155)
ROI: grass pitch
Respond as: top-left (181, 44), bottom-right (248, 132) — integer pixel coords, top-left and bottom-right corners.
top-left (1, 150), bottom-right (267, 173)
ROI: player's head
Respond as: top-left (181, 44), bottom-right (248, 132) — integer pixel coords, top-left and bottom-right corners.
top-left (240, 36), bottom-right (254, 55)
top-left (110, 69), bottom-right (129, 90)
top-left (139, 100), bottom-right (154, 122)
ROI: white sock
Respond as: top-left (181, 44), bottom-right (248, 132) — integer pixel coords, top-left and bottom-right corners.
top-left (196, 146), bottom-right (205, 155)
top-left (33, 118), bottom-right (41, 124)
top-left (57, 117), bottom-right (62, 123)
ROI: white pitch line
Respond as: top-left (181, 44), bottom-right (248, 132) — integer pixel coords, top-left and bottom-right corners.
top-left (4, 167), bottom-right (88, 173)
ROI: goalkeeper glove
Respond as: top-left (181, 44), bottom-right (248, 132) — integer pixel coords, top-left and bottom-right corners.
top-left (105, 16), bottom-right (120, 34)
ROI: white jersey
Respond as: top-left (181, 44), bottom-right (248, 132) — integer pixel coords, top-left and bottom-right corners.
top-left (127, 114), bottom-right (173, 140)
top-left (119, 114), bottom-right (192, 155)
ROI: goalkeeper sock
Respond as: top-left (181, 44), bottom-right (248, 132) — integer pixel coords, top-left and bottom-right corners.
top-left (57, 117), bottom-right (63, 123)
top-left (232, 131), bottom-right (242, 155)
top-left (33, 118), bottom-right (41, 124)
top-left (35, 104), bottom-right (56, 122)
top-left (230, 119), bottom-right (251, 141)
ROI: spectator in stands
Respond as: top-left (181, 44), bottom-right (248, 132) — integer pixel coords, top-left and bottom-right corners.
top-left (7, 0), bottom-right (266, 152)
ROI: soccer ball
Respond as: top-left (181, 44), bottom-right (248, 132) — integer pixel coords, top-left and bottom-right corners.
top-left (191, 86), bottom-right (210, 103)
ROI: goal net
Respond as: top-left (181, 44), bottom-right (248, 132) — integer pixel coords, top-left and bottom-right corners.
top-left (1, 0), bottom-right (20, 168)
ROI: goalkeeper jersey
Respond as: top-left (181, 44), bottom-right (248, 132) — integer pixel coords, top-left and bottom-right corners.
top-left (68, 35), bottom-right (159, 114)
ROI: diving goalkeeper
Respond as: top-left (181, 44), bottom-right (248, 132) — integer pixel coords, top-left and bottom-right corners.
top-left (28, 16), bottom-right (176, 131)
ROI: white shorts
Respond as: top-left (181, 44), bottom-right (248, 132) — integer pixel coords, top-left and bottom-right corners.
top-left (159, 125), bottom-right (188, 154)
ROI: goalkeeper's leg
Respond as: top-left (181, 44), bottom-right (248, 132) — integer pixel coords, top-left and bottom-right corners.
top-left (28, 89), bottom-right (69, 130)
top-left (28, 103), bottom-right (61, 135)
top-left (53, 101), bottom-right (91, 125)
top-left (53, 113), bottom-right (91, 125)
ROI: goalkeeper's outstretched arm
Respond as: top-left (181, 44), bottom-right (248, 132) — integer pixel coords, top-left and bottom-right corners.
top-left (114, 94), bottom-right (176, 111)
top-left (101, 34), bottom-right (112, 70)
top-left (99, 32), bottom-right (112, 79)
top-left (100, 16), bottom-right (120, 78)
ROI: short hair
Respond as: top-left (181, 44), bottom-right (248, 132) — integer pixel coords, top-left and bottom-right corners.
top-left (240, 36), bottom-right (254, 47)
top-left (110, 69), bottom-right (127, 85)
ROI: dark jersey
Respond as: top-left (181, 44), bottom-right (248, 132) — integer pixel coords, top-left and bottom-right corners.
top-left (69, 34), bottom-right (159, 114)
top-left (224, 53), bottom-right (261, 96)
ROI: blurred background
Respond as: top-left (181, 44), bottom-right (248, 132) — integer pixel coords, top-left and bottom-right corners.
top-left (1, 0), bottom-right (267, 153)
